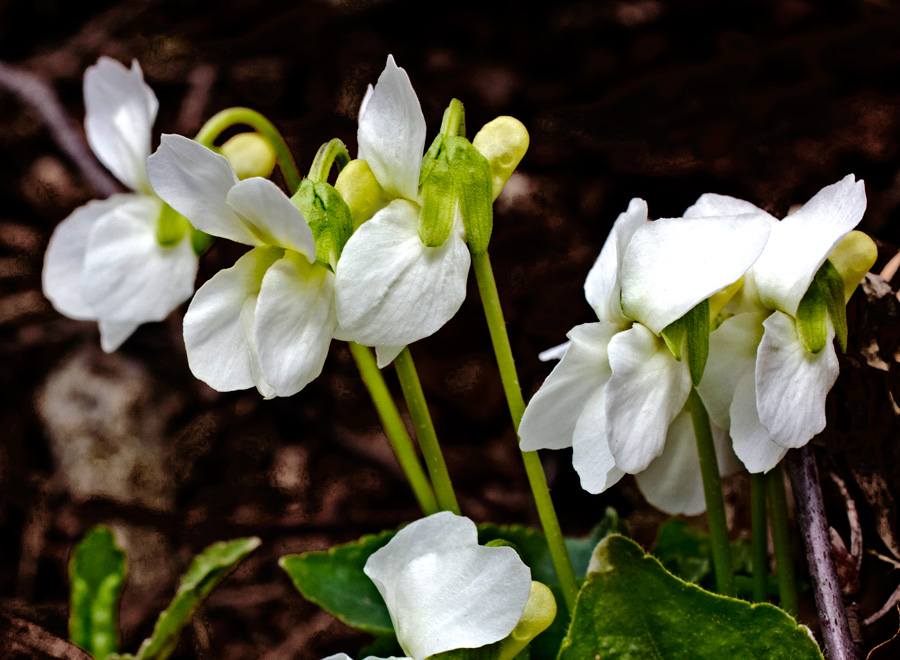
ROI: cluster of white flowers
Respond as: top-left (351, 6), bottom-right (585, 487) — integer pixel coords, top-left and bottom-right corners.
top-left (520, 177), bottom-right (870, 514)
top-left (44, 55), bottom-right (478, 397)
top-left (43, 54), bottom-right (873, 518)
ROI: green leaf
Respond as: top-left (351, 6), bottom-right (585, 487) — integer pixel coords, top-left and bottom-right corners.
top-left (291, 179), bottom-right (353, 270)
top-left (661, 300), bottom-right (710, 386)
top-left (280, 529), bottom-right (396, 635)
top-left (559, 535), bottom-right (824, 660)
top-left (564, 508), bottom-right (629, 578)
top-left (135, 537), bottom-right (260, 660)
top-left (69, 526), bottom-right (127, 659)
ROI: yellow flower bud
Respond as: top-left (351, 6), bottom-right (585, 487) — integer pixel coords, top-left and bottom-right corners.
top-left (496, 581), bottom-right (557, 660)
top-left (708, 277), bottom-right (744, 322)
top-left (827, 230), bottom-right (878, 302)
top-left (472, 116), bottom-right (530, 200)
top-left (335, 159), bottom-right (385, 229)
top-left (220, 132), bottom-right (276, 180)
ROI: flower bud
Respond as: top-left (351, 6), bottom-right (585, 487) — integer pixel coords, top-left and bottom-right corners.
top-left (334, 159), bottom-right (385, 230)
top-left (472, 116), bottom-right (530, 200)
top-left (827, 230), bottom-right (878, 302)
top-left (220, 132), bottom-right (276, 180)
top-left (495, 582), bottom-right (557, 660)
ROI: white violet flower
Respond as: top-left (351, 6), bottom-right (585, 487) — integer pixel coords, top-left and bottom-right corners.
top-left (518, 198), bottom-right (767, 514)
top-left (333, 55), bottom-right (470, 367)
top-left (693, 175), bottom-right (869, 473)
top-left (146, 134), bottom-right (337, 398)
top-left (43, 57), bottom-right (198, 351)
top-left (364, 511), bottom-right (532, 660)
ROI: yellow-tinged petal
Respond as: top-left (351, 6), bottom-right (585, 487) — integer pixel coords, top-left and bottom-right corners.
top-left (335, 159), bottom-right (385, 229)
top-left (472, 116), bottom-right (530, 200)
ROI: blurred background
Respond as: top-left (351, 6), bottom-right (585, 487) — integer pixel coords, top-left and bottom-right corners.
top-left (2, 0), bottom-right (900, 657)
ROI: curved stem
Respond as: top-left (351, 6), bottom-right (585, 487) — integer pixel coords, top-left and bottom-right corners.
top-left (750, 473), bottom-right (769, 603)
top-left (685, 388), bottom-right (735, 597)
top-left (194, 107), bottom-right (302, 193)
top-left (787, 445), bottom-right (858, 659)
top-left (768, 462), bottom-right (799, 617)
top-left (349, 342), bottom-right (439, 516)
top-left (471, 250), bottom-right (579, 614)
top-left (308, 138), bottom-right (351, 183)
top-left (393, 347), bottom-right (460, 515)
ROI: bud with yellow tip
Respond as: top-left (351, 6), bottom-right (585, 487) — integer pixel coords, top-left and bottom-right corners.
top-left (220, 132), bottom-right (277, 180)
top-left (472, 116), bottom-right (530, 200)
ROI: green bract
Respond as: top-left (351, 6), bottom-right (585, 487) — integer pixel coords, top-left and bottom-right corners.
top-left (661, 298), bottom-right (710, 386)
top-left (796, 259), bottom-right (847, 353)
top-left (558, 535), bottom-right (824, 660)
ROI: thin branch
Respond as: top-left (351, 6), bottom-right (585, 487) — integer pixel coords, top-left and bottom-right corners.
top-left (787, 445), bottom-right (859, 660)
top-left (0, 60), bottom-right (122, 198)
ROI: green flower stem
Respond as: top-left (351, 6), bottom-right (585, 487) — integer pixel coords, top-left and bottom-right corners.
top-left (471, 250), bottom-right (579, 614)
top-left (766, 463), bottom-right (799, 616)
top-left (348, 342), bottom-right (439, 516)
top-left (685, 388), bottom-right (735, 597)
top-left (308, 138), bottom-right (351, 183)
top-left (194, 107), bottom-right (302, 193)
top-left (393, 347), bottom-right (461, 515)
top-left (750, 473), bottom-right (769, 602)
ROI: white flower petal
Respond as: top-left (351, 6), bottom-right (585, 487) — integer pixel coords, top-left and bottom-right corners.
top-left (572, 386), bottom-right (625, 493)
top-left (43, 195), bottom-right (132, 320)
top-left (84, 57), bottom-right (157, 193)
top-left (752, 175), bottom-right (867, 316)
top-left (605, 323), bottom-right (693, 473)
top-left (634, 411), bottom-right (707, 515)
top-left (98, 319), bottom-right (139, 353)
top-left (357, 55), bottom-right (426, 201)
top-left (584, 198), bottom-right (647, 325)
top-left (183, 247), bottom-right (282, 392)
top-left (81, 195), bottom-right (197, 324)
top-left (683, 193), bottom-right (770, 219)
top-left (730, 369), bottom-right (788, 473)
top-left (375, 345), bottom-right (405, 368)
top-left (696, 312), bottom-right (766, 429)
top-left (538, 340), bottom-right (570, 362)
top-left (364, 512), bottom-right (531, 660)
top-left (334, 199), bottom-right (469, 348)
top-left (620, 214), bottom-right (771, 334)
top-left (519, 322), bottom-right (617, 451)
top-left (756, 311), bottom-right (839, 448)
top-left (255, 254), bottom-right (336, 397)
top-left (146, 134), bottom-right (258, 245)
top-left (239, 294), bottom-right (276, 399)
top-left (225, 178), bottom-right (316, 258)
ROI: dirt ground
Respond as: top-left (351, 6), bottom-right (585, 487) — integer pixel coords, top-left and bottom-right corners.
top-left (2, 1), bottom-right (900, 658)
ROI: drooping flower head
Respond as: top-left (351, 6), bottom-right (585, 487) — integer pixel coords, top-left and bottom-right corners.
top-left (693, 176), bottom-right (874, 473)
top-left (364, 512), bottom-right (533, 660)
top-left (519, 199), bottom-right (767, 513)
top-left (43, 57), bottom-right (198, 351)
top-left (147, 135), bottom-right (337, 398)
top-left (333, 56), bottom-right (471, 367)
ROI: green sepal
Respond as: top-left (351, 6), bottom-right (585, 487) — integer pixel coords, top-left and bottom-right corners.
top-left (419, 135), bottom-right (494, 253)
top-left (796, 259), bottom-right (847, 354)
top-left (820, 259), bottom-right (848, 352)
top-left (134, 537), bottom-right (260, 660)
top-left (558, 535), bottom-right (824, 660)
top-left (661, 299), bottom-right (710, 386)
top-left (69, 526), bottom-right (127, 659)
top-left (190, 228), bottom-right (214, 256)
top-left (419, 150), bottom-right (459, 248)
top-left (450, 137), bottom-right (494, 255)
top-left (291, 179), bottom-right (353, 271)
top-left (156, 204), bottom-right (189, 247)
